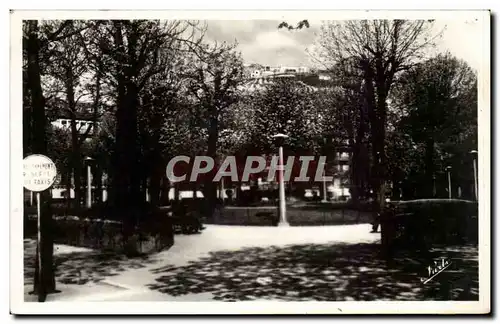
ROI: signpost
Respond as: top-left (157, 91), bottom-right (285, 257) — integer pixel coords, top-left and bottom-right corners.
top-left (23, 154), bottom-right (57, 302)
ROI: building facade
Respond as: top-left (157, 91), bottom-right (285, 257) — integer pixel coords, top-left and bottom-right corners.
top-left (245, 64), bottom-right (312, 79)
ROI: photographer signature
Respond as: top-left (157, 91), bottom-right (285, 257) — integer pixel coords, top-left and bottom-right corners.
top-left (420, 258), bottom-right (452, 285)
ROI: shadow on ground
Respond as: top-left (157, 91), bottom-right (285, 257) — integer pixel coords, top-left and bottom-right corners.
top-left (24, 239), bottom-right (158, 286)
top-left (148, 243), bottom-right (478, 301)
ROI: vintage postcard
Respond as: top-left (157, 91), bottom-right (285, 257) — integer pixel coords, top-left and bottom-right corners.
top-left (10, 9), bottom-right (490, 315)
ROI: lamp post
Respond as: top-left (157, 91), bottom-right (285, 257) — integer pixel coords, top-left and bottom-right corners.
top-left (272, 133), bottom-right (289, 226)
top-left (84, 157), bottom-right (94, 208)
top-left (445, 166), bottom-right (452, 199)
top-left (321, 161), bottom-right (328, 203)
top-left (470, 150), bottom-right (478, 200)
top-left (220, 176), bottom-right (225, 202)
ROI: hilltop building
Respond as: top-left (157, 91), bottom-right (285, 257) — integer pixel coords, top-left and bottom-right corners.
top-left (244, 64), bottom-right (312, 79)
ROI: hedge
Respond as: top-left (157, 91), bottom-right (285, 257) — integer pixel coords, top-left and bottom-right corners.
top-left (24, 205), bottom-right (174, 255)
top-left (24, 201), bottom-right (157, 221)
top-left (381, 199), bottom-right (478, 256)
top-left (289, 201), bottom-right (375, 212)
top-left (208, 206), bottom-right (373, 226)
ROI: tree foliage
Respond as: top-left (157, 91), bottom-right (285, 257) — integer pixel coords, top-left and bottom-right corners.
top-left (315, 20), bottom-right (439, 211)
top-left (246, 77), bottom-right (323, 156)
top-left (278, 20), bottom-right (310, 30)
top-left (389, 53), bottom-right (477, 198)
top-left (183, 41), bottom-right (244, 211)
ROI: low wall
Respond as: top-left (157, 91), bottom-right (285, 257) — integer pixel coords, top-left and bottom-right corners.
top-left (380, 199), bottom-right (478, 260)
top-left (24, 215), bottom-right (174, 255)
top-left (207, 206), bottom-right (372, 226)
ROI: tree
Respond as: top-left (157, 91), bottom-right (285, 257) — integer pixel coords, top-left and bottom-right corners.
top-left (139, 53), bottom-right (202, 207)
top-left (89, 20), bottom-right (205, 247)
top-left (316, 20), bottom-right (439, 214)
top-left (317, 61), bottom-right (372, 202)
top-left (247, 77), bottom-right (323, 156)
top-left (391, 53), bottom-right (477, 197)
top-left (83, 110), bottom-right (116, 205)
top-left (46, 125), bottom-right (73, 206)
top-left (44, 20), bottom-right (101, 209)
top-left (186, 41), bottom-right (244, 216)
top-left (23, 18), bottom-right (88, 299)
top-left (234, 77), bottom-right (330, 197)
top-left (278, 20), bottom-right (310, 30)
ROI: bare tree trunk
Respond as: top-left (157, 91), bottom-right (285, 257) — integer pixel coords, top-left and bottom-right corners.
top-left (110, 21), bottom-right (135, 253)
top-left (65, 169), bottom-right (72, 209)
top-left (363, 65), bottom-right (388, 232)
top-left (173, 182), bottom-right (179, 202)
top-left (23, 91), bottom-right (32, 153)
top-left (192, 182), bottom-right (197, 199)
top-left (69, 121), bottom-right (83, 209)
top-left (159, 173), bottom-right (171, 205)
top-left (127, 83), bottom-right (142, 214)
top-left (150, 160), bottom-right (162, 208)
top-left (204, 108), bottom-right (218, 218)
top-left (425, 138), bottom-right (435, 197)
top-left (25, 20), bottom-right (56, 296)
top-left (142, 173), bottom-right (148, 203)
top-left (351, 87), bottom-right (369, 204)
top-left (62, 57), bottom-right (86, 211)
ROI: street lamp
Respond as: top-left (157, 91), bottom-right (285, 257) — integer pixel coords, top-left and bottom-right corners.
top-left (321, 161), bottom-right (328, 203)
top-left (445, 166), bottom-right (452, 199)
top-left (84, 157), bottom-right (94, 208)
top-left (220, 176), bottom-right (225, 202)
top-left (272, 133), bottom-right (289, 227)
top-left (470, 150), bottom-right (478, 200)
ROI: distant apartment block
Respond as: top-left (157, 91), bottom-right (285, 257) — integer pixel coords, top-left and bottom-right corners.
top-left (51, 118), bottom-right (97, 135)
top-left (49, 99), bottom-right (99, 137)
top-left (246, 64), bottom-right (311, 79)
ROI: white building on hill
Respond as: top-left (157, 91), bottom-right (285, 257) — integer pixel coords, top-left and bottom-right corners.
top-left (246, 64), bottom-right (311, 79)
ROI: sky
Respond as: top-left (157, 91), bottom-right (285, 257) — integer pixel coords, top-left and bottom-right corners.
top-left (204, 19), bottom-right (484, 71)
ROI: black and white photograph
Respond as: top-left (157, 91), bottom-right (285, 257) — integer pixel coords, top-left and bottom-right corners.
top-left (9, 9), bottom-right (490, 315)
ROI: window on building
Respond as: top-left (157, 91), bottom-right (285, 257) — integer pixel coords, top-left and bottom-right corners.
top-left (337, 152), bottom-right (349, 160)
top-left (61, 120), bottom-right (67, 125)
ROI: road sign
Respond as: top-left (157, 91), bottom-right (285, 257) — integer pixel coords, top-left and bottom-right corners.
top-left (23, 154), bottom-right (57, 302)
top-left (23, 154), bottom-right (57, 192)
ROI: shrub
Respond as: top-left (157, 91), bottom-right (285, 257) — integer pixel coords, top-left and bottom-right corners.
top-left (383, 199), bottom-right (478, 251)
top-left (207, 206), bottom-right (372, 226)
top-left (23, 204), bottom-right (174, 255)
top-left (293, 201), bottom-right (374, 212)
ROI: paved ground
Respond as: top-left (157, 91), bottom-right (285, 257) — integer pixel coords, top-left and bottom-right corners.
top-left (24, 224), bottom-right (478, 301)
top-left (98, 224), bottom-right (381, 301)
